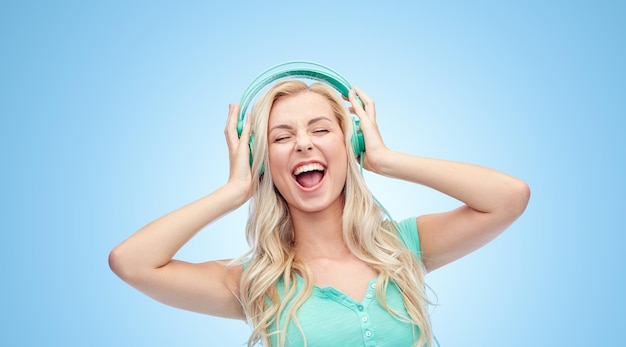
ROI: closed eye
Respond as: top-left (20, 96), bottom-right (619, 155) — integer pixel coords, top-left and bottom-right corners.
top-left (274, 135), bottom-right (290, 142)
top-left (313, 129), bottom-right (329, 134)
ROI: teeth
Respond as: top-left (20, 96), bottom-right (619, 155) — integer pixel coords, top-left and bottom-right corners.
top-left (293, 163), bottom-right (325, 176)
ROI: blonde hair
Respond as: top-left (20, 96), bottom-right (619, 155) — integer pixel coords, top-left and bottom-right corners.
top-left (237, 80), bottom-right (433, 346)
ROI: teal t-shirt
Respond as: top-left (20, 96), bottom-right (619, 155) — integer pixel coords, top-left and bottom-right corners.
top-left (269, 218), bottom-right (422, 347)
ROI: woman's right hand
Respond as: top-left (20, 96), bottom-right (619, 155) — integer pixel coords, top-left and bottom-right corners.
top-left (224, 103), bottom-right (253, 202)
top-left (108, 104), bottom-right (252, 320)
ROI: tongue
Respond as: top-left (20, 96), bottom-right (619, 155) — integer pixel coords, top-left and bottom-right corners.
top-left (296, 171), bottom-right (324, 188)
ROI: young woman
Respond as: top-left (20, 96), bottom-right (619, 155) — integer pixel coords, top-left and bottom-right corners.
top-left (109, 80), bottom-right (530, 346)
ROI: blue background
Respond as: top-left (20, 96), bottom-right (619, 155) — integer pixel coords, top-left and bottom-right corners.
top-left (1, 1), bottom-right (624, 346)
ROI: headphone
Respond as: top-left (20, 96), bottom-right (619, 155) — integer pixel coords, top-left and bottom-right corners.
top-left (237, 61), bottom-right (365, 170)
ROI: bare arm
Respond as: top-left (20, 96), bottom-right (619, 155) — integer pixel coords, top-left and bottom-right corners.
top-left (376, 153), bottom-right (529, 271)
top-left (349, 87), bottom-right (530, 272)
top-left (108, 104), bottom-right (252, 319)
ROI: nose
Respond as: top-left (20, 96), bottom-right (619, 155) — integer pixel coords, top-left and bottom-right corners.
top-left (295, 134), bottom-right (313, 152)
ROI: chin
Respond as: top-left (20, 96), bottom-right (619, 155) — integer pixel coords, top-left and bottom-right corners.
top-left (288, 194), bottom-right (344, 215)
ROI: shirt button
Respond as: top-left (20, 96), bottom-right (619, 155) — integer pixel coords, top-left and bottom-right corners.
top-left (371, 283), bottom-right (376, 289)
top-left (365, 330), bottom-right (372, 337)
top-left (366, 293), bottom-right (373, 299)
top-left (361, 316), bottom-right (368, 323)
top-left (357, 305), bottom-right (364, 311)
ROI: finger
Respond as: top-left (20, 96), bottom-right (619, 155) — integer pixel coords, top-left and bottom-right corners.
top-left (225, 103), bottom-right (241, 147)
top-left (238, 111), bottom-right (252, 145)
top-left (236, 112), bottom-right (253, 165)
top-left (225, 103), bottom-right (235, 132)
top-left (348, 88), bottom-right (366, 125)
top-left (237, 114), bottom-right (252, 150)
top-left (348, 88), bottom-right (363, 112)
top-left (353, 86), bottom-right (376, 120)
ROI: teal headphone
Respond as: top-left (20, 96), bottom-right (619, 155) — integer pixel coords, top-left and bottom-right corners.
top-left (237, 61), bottom-right (365, 170)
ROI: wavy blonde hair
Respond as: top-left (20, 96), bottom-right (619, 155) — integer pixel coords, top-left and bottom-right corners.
top-left (237, 80), bottom-right (433, 346)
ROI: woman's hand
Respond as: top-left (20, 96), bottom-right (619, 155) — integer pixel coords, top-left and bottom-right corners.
top-left (108, 103), bottom-right (254, 320)
top-left (347, 87), bottom-right (392, 173)
top-left (348, 88), bottom-right (529, 272)
top-left (224, 103), bottom-right (253, 202)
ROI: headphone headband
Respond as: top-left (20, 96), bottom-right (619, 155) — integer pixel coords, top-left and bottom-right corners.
top-left (237, 61), bottom-right (354, 134)
top-left (237, 61), bottom-right (365, 171)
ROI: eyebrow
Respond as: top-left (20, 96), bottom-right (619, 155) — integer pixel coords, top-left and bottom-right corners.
top-left (269, 116), bottom-right (333, 133)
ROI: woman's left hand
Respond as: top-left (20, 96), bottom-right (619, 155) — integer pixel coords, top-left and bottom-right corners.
top-left (347, 86), bottom-right (391, 173)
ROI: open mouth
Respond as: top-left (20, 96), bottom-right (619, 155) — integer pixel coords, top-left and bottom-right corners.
top-left (293, 163), bottom-right (326, 188)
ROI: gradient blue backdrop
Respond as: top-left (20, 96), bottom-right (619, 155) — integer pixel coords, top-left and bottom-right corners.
top-left (2, 1), bottom-right (624, 346)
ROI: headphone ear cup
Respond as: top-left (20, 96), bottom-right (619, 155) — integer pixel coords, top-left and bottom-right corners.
top-left (237, 117), bottom-right (245, 138)
top-left (248, 133), bottom-right (266, 175)
top-left (351, 118), bottom-right (365, 158)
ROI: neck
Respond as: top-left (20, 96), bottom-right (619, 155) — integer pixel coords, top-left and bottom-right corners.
top-left (290, 198), bottom-right (349, 260)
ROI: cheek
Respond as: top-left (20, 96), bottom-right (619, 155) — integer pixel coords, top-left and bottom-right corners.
top-left (267, 145), bottom-right (292, 192)
top-left (323, 136), bottom-right (348, 160)
top-left (321, 138), bottom-right (349, 177)
top-left (267, 145), bottom-right (286, 171)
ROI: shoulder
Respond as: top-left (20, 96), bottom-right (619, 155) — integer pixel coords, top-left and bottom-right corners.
top-left (393, 217), bottom-right (421, 259)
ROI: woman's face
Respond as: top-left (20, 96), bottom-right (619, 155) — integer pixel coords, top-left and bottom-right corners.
top-left (267, 91), bottom-right (348, 215)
